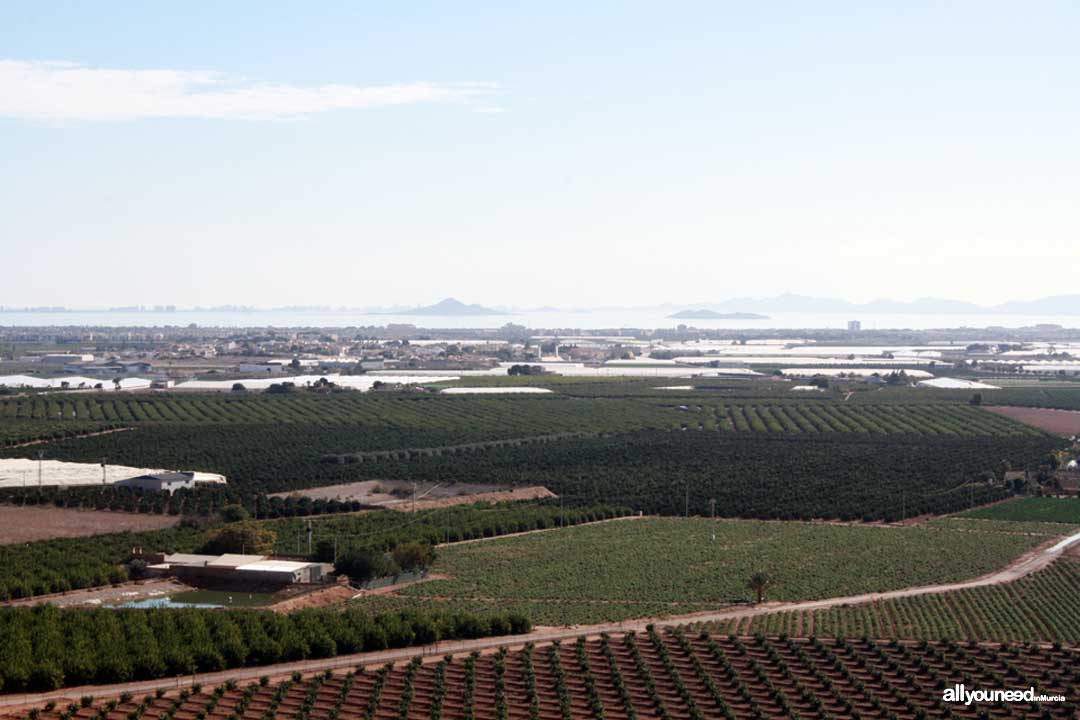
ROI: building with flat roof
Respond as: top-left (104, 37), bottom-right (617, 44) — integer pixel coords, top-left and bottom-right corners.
top-left (143, 552), bottom-right (330, 586)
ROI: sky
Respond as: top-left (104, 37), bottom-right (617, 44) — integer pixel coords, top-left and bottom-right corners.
top-left (1, 2), bottom-right (1078, 309)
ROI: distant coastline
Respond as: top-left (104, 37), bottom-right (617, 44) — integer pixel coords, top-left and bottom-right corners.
top-left (668, 310), bottom-right (769, 320)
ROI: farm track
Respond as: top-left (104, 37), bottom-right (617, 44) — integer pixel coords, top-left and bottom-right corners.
top-left (4, 526), bottom-right (1079, 709)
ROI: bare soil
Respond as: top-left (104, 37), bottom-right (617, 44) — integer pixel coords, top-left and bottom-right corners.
top-left (268, 584), bottom-right (358, 612)
top-left (983, 405), bottom-right (1080, 435)
top-left (392, 485), bottom-right (556, 512)
top-left (269, 480), bottom-right (541, 508)
top-left (0, 505), bottom-right (180, 544)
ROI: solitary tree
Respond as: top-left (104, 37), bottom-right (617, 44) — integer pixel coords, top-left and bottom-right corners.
top-left (747, 572), bottom-right (773, 604)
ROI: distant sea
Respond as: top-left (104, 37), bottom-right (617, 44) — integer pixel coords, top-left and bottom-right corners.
top-left (2, 309), bottom-right (1080, 331)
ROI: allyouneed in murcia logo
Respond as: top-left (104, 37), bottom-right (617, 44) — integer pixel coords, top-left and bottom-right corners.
top-left (943, 684), bottom-right (1066, 705)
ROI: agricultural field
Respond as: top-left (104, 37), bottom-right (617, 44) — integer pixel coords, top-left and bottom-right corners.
top-left (711, 558), bottom-right (1080, 644)
top-left (335, 432), bottom-right (1061, 520)
top-left (697, 402), bottom-right (1038, 436)
top-left (0, 393), bottom-right (684, 432)
top-left (982, 405), bottom-right (1080, 435)
top-left (0, 420), bottom-right (122, 449)
top-left (0, 525), bottom-right (205, 600)
top-left (0, 506), bottom-right (179, 545)
top-left (6, 428), bottom-right (1058, 517)
top-left (961, 497), bottom-right (1080, 524)
top-left (357, 518), bottom-right (1061, 625)
top-left (0, 501), bottom-right (624, 600)
top-left (265, 502), bottom-right (628, 558)
top-left (20, 630), bottom-right (1080, 719)
top-left (0, 391), bottom-right (1041, 436)
top-left (0, 606), bottom-right (527, 692)
top-left (929, 385), bottom-right (1080, 411)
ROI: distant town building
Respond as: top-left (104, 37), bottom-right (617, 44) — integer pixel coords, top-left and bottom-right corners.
top-left (75, 361), bottom-right (154, 376)
top-left (39, 353), bottom-right (95, 364)
top-left (238, 361), bottom-right (288, 375)
top-left (847, 320), bottom-right (862, 332)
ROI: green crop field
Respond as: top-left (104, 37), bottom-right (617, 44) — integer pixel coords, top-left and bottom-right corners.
top-left (0, 501), bottom-right (625, 600)
top-left (960, 497), bottom-right (1080, 524)
top-left (0, 420), bottom-right (122, 448)
top-left (8, 428), bottom-right (1059, 519)
top-left (0, 393), bottom-right (687, 433)
top-left (0, 391), bottom-right (1040, 436)
top-left (349, 517), bottom-right (1064, 625)
top-left (709, 558), bottom-right (1080, 643)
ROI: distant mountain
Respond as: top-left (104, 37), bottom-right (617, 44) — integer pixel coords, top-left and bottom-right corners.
top-left (668, 310), bottom-right (769, 320)
top-left (991, 295), bottom-right (1080, 315)
top-left (395, 298), bottom-right (508, 317)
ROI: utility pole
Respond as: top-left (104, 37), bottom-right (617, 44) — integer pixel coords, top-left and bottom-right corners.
top-left (37, 451), bottom-right (43, 487)
top-left (412, 482), bottom-right (417, 513)
top-left (306, 520), bottom-right (312, 555)
top-left (710, 498), bottom-right (716, 542)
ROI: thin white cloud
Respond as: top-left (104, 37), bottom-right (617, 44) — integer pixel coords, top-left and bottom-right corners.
top-left (0, 60), bottom-right (493, 122)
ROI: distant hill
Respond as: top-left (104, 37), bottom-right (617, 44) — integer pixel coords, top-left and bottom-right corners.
top-left (668, 310), bottom-right (769, 320)
top-left (991, 295), bottom-right (1080, 315)
top-left (396, 298), bottom-right (508, 317)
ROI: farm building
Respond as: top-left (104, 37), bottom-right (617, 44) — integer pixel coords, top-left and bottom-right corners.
top-left (38, 353), bottom-right (95, 365)
top-left (142, 552), bottom-right (331, 586)
top-left (116, 470), bottom-right (226, 494)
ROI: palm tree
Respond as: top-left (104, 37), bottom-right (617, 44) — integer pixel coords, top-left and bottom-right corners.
top-left (747, 572), bottom-right (772, 604)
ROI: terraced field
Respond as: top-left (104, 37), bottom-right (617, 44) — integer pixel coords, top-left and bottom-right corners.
top-left (16, 630), bottom-right (1079, 719)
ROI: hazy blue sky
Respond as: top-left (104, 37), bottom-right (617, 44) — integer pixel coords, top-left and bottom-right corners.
top-left (2, 2), bottom-right (1077, 309)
